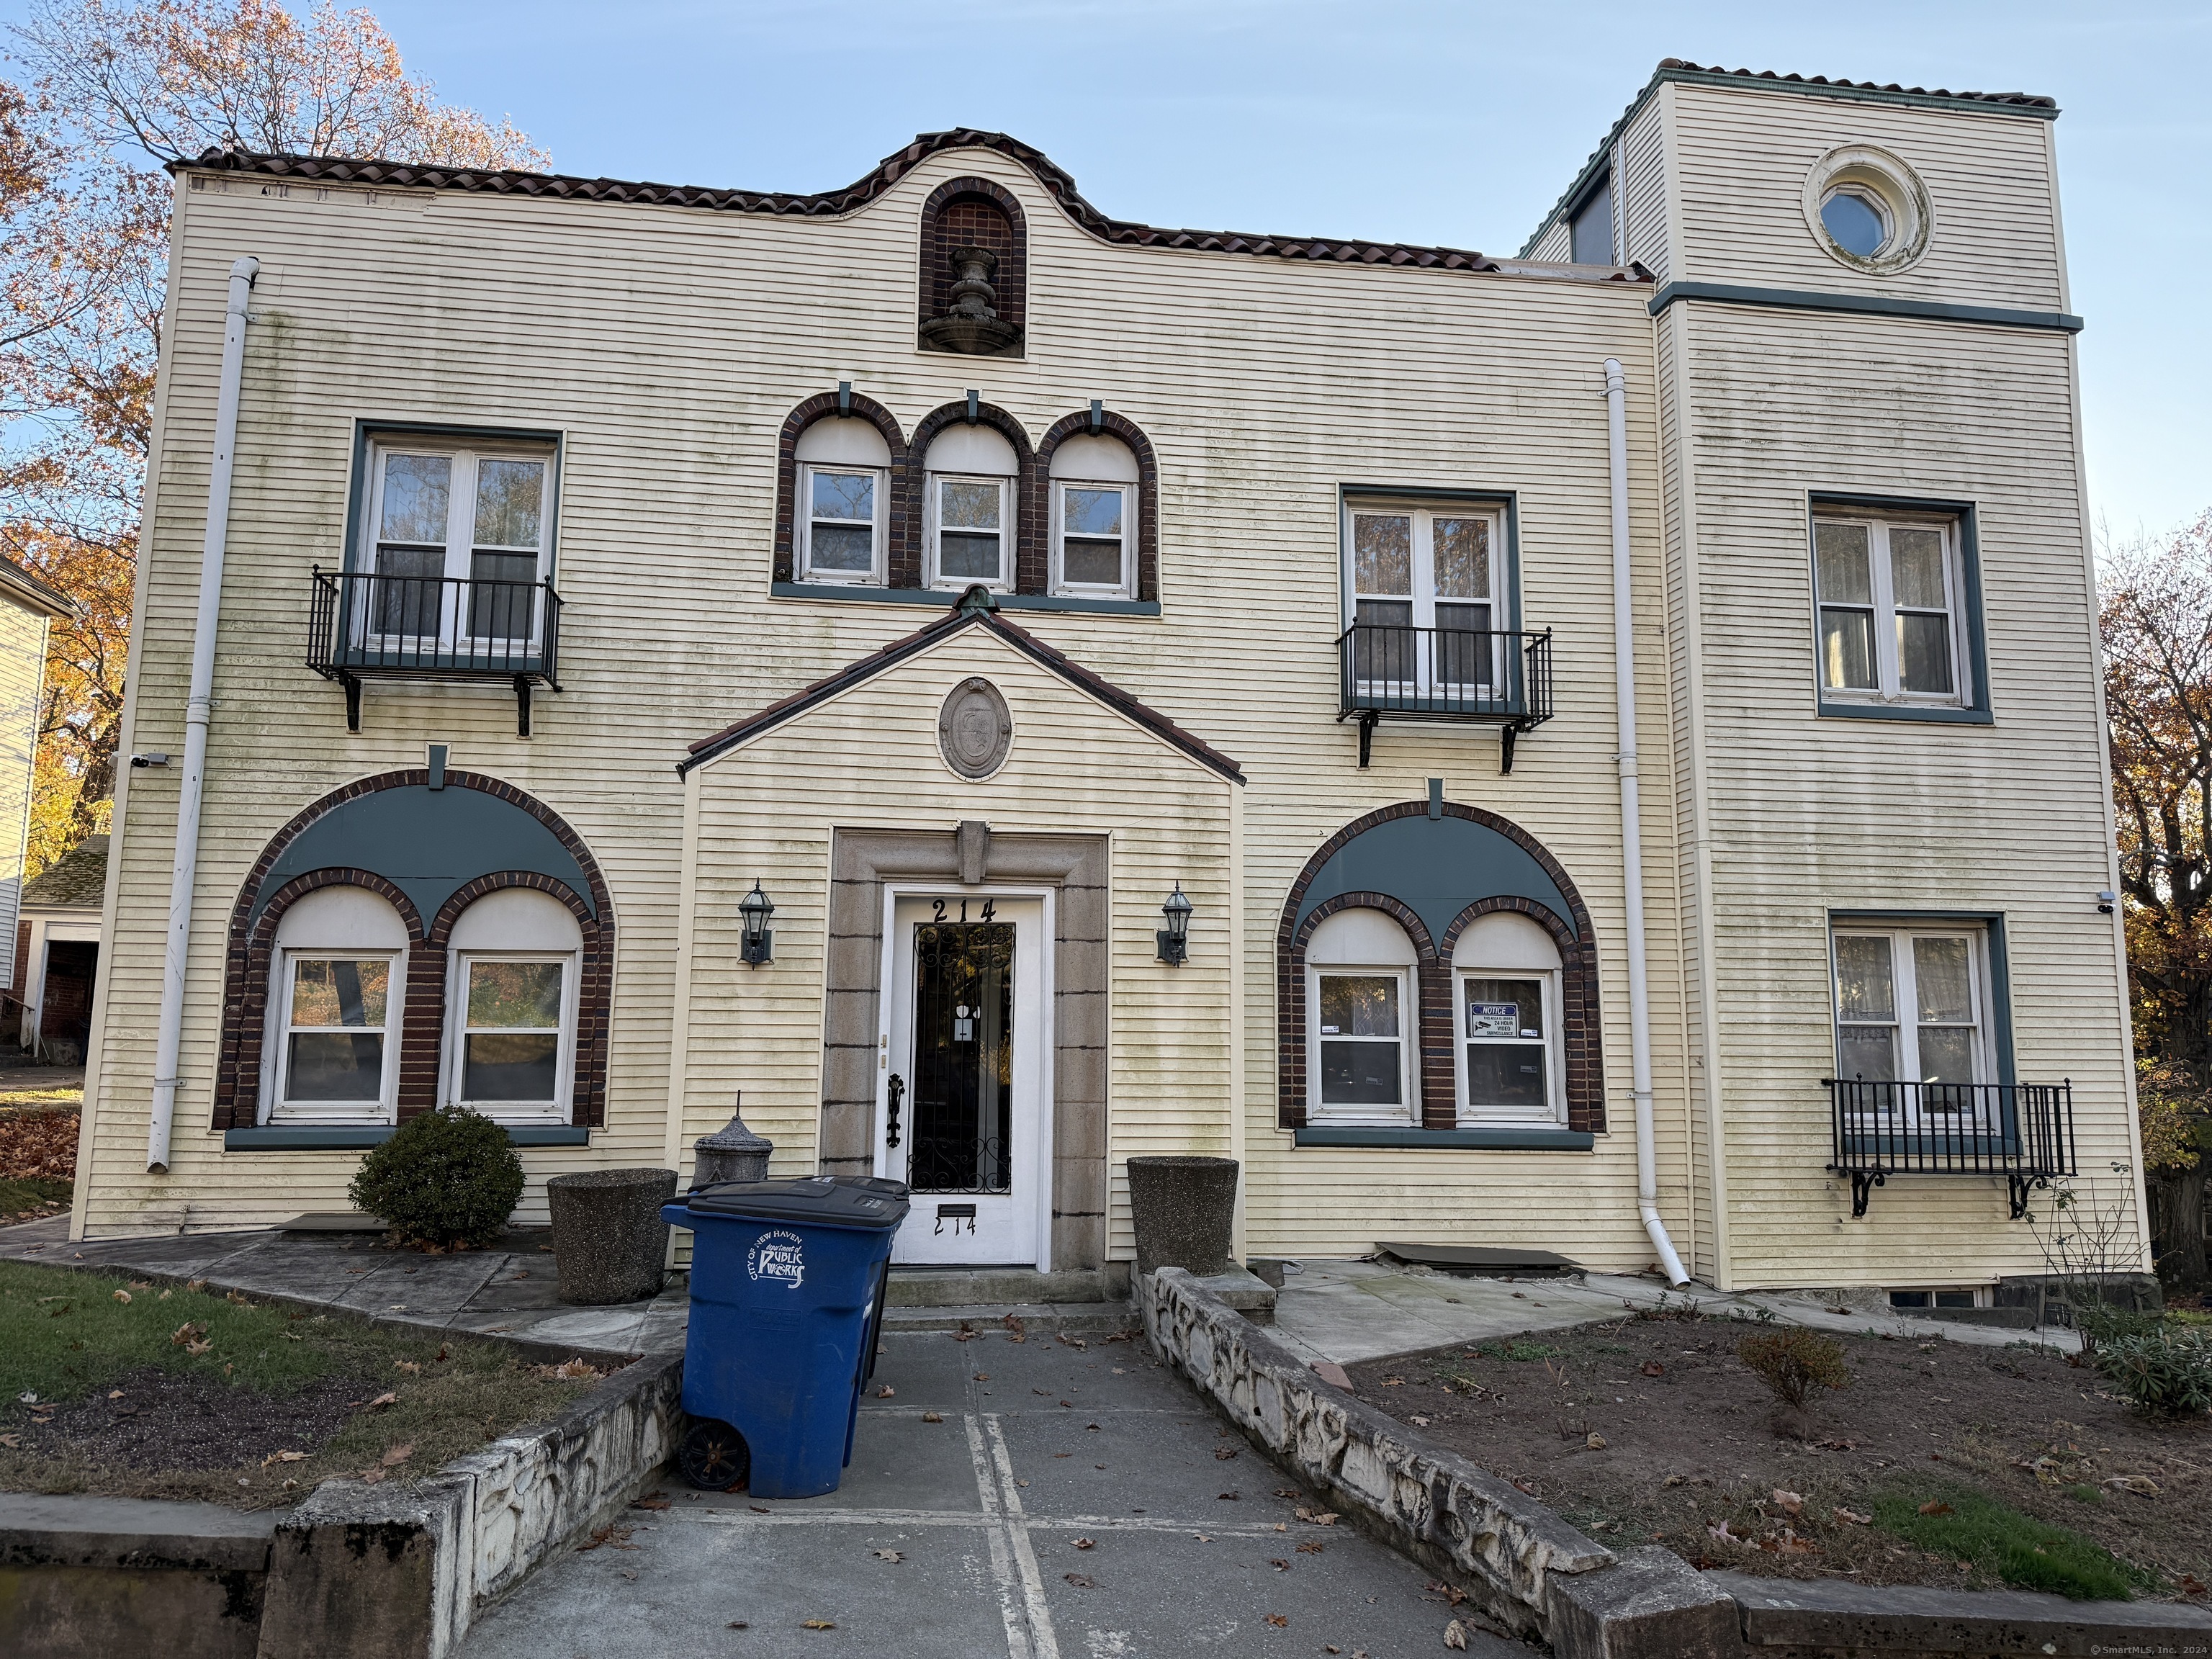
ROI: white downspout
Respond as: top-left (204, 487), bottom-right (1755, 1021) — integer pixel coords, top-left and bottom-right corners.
top-left (1604, 357), bottom-right (1689, 1287)
top-left (148, 255), bottom-right (258, 1172)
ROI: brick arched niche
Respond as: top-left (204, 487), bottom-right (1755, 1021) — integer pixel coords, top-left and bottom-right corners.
top-left (917, 176), bottom-right (1027, 355)
top-left (1277, 801), bottom-right (1604, 1134)
top-left (773, 391), bottom-right (909, 584)
top-left (1033, 409), bottom-right (1159, 601)
top-left (211, 770), bottom-right (615, 1130)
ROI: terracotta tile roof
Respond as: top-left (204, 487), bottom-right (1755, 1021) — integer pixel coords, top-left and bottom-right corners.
top-left (1658, 59), bottom-right (2057, 111)
top-left (680, 591), bottom-right (1244, 783)
top-left (22, 835), bottom-right (107, 909)
top-left (180, 135), bottom-right (1652, 284)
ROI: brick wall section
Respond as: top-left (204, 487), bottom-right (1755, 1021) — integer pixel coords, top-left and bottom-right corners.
top-left (916, 175), bottom-right (1027, 347)
top-left (209, 769), bottom-right (616, 1131)
top-left (1032, 409), bottom-right (1159, 601)
top-left (900, 400), bottom-right (1035, 592)
top-left (772, 390), bottom-right (909, 585)
top-left (1275, 801), bottom-right (1605, 1135)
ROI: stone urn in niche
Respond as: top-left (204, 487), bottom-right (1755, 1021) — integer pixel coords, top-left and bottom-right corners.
top-left (1125, 1156), bottom-right (1239, 1278)
top-left (920, 245), bottom-right (1022, 356)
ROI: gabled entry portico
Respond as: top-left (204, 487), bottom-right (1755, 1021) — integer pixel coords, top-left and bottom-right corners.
top-left (667, 594), bottom-right (1244, 1287)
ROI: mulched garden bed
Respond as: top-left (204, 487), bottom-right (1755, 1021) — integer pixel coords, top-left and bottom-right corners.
top-left (1344, 1304), bottom-right (2212, 1602)
top-left (0, 1258), bottom-right (609, 1509)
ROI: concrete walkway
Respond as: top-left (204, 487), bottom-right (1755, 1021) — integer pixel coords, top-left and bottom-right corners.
top-left (1268, 1259), bottom-right (2077, 1366)
top-left (0, 1216), bottom-right (691, 1356)
top-left (459, 1326), bottom-right (1529, 1659)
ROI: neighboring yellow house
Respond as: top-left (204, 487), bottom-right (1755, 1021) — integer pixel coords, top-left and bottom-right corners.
top-left (70, 59), bottom-right (2139, 1297)
top-left (0, 557), bottom-right (78, 1025)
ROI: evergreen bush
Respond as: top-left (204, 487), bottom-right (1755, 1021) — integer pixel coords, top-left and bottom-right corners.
top-left (348, 1106), bottom-right (523, 1249)
top-left (2094, 1325), bottom-right (2212, 1416)
top-left (1737, 1328), bottom-right (1851, 1408)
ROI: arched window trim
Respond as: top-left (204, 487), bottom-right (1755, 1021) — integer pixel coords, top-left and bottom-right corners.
top-left (773, 392), bottom-right (909, 585)
top-left (1276, 802), bottom-right (1604, 1134)
top-left (1034, 410), bottom-right (1159, 603)
top-left (212, 770), bottom-right (616, 1131)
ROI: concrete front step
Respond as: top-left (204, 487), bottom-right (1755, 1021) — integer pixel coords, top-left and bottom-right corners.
top-left (878, 1301), bottom-right (1139, 1335)
top-left (884, 1265), bottom-right (1130, 1306)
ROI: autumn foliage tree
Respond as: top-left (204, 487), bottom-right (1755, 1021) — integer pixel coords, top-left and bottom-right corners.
top-left (2102, 511), bottom-right (2212, 1287)
top-left (0, 0), bottom-right (544, 871)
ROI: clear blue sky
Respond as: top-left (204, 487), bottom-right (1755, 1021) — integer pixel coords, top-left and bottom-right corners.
top-left (161, 2), bottom-right (2212, 544)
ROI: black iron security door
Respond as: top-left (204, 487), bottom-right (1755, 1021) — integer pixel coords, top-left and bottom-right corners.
top-left (909, 920), bottom-right (1015, 1193)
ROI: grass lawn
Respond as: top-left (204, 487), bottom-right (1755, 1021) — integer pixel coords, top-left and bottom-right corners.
top-left (0, 1259), bottom-right (609, 1509)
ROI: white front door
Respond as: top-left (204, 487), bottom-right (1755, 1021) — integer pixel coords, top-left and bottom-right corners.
top-left (880, 894), bottom-right (1047, 1265)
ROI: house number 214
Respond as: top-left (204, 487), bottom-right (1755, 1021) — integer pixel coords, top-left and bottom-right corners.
top-left (932, 897), bottom-right (997, 922)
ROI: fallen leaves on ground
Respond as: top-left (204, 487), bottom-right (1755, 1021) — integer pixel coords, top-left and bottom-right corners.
top-left (1214, 1447), bottom-right (1238, 1460)
top-left (800, 1618), bottom-right (836, 1629)
top-left (1297, 1541), bottom-right (1326, 1555)
top-left (1002, 1314), bottom-right (1027, 1344)
top-left (170, 1322), bottom-right (205, 1346)
top-left (1427, 1581), bottom-right (1467, 1606)
top-left (577, 1525), bottom-right (637, 1552)
top-left (1771, 1489), bottom-right (1804, 1516)
top-left (1444, 1619), bottom-right (1470, 1650)
top-left (111, 1289), bottom-right (130, 1303)
top-left (953, 1325), bottom-right (977, 1341)
top-left (1640, 1361), bottom-right (1665, 1376)
top-left (1265, 1613), bottom-right (1287, 1627)
top-left (1833, 1506), bottom-right (1871, 1525)
top-left (0, 1108), bottom-right (76, 1179)
top-left (1585, 1433), bottom-right (1607, 1450)
top-left (394, 1360), bottom-right (421, 1375)
top-left (1917, 1500), bottom-right (1954, 1516)
top-left (1064, 1573), bottom-right (1094, 1588)
top-left (353, 1392), bottom-right (400, 1410)
top-left (1707, 1520), bottom-right (1744, 1545)
top-left (875, 1385), bottom-right (895, 1398)
top-left (536, 1359), bottom-right (599, 1382)
top-left (1295, 1507), bottom-right (1340, 1526)
top-left (1074, 1537), bottom-right (1094, 1550)
top-left (0, 1434), bottom-right (17, 1449)
top-left (629, 1493), bottom-right (671, 1511)
top-left (2107, 1475), bottom-right (2162, 1497)
top-left (261, 1450), bottom-right (308, 1467)
top-left (921, 1411), bottom-right (944, 1424)
top-left (872, 1548), bottom-right (901, 1563)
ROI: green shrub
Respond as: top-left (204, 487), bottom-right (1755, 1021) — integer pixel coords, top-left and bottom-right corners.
top-left (2072, 1299), bottom-right (2162, 1352)
top-left (2094, 1325), bottom-right (2212, 1416)
top-left (1737, 1328), bottom-right (1851, 1408)
top-left (348, 1107), bottom-right (523, 1249)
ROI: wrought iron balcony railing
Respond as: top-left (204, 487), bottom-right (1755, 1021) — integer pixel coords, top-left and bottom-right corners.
top-left (1337, 624), bottom-right (1554, 773)
top-left (307, 567), bottom-right (562, 734)
top-left (1825, 1077), bottom-right (2076, 1219)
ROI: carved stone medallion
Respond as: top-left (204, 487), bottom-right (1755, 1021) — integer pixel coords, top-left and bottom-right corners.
top-left (939, 677), bottom-right (1013, 779)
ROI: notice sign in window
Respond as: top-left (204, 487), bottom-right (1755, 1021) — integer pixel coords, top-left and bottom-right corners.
top-left (1467, 1002), bottom-right (1521, 1039)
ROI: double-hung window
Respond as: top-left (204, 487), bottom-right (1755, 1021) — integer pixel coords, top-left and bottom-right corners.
top-left (442, 887), bottom-right (583, 1125)
top-left (930, 475), bottom-right (1009, 589)
top-left (793, 416), bottom-right (894, 585)
top-left (276, 955), bottom-right (398, 1118)
top-left (1312, 970), bottom-right (1411, 1123)
top-left (1344, 498), bottom-right (1506, 697)
top-left (363, 438), bottom-right (554, 652)
top-left (1814, 513), bottom-right (1964, 708)
top-left (1049, 433), bottom-right (1141, 598)
top-left (1832, 924), bottom-right (1990, 1123)
top-left (1452, 912), bottom-right (1566, 1124)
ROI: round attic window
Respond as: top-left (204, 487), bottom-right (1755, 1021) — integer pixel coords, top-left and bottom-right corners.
top-left (1801, 145), bottom-right (1931, 274)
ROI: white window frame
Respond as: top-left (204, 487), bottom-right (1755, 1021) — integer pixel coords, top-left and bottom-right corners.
top-left (926, 472), bottom-right (1012, 591)
top-left (1830, 923), bottom-right (1994, 1125)
top-left (796, 461), bottom-right (887, 585)
top-left (1305, 963), bottom-right (1416, 1127)
top-left (1050, 478), bottom-right (1135, 598)
top-left (267, 946), bottom-right (403, 1125)
top-left (443, 948), bottom-right (579, 1125)
top-left (1341, 497), bottom-right (1509, 698)
top-left (1453, 966), bottom-right (1565, 1126)
top-left (1812, 513), bottom-right (1966, 709)
top-left (359, 436), bottom-right (556, 651)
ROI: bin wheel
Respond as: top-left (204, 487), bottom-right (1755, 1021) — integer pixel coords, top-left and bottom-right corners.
top-left (678, 1416), bottom-right (750, 1491)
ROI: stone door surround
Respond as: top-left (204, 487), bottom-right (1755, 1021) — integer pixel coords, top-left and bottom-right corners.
top-left (823, 824), bottom-right (1107, 1272)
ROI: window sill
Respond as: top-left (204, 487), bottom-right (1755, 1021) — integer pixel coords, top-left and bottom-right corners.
top-left (1292, 1125), bottom-right (1593, 1151)
top-left (770, 581), bottom-right (1159, 618)
top-left (1817, 700), bottom-right (1992, 726)
top-left (225, 1125), bottom-right (590, 1151)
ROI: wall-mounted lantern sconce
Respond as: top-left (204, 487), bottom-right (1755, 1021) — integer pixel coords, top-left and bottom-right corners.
top-left (740, 879), bottom-right (776, 966)
top-left (1156, 882), bottom-right (1192, 965)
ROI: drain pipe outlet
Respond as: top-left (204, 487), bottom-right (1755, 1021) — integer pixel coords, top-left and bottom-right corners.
top-left (147, 255), bottom-right (258, 1173)
top-left (1604, 357), bottom-right (1689, 1287)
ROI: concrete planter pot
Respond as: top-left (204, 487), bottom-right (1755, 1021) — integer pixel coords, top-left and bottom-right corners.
top-left (547, 1168), bottom-right (678, 1305)
top-left (1125, 1156), bottom-right (1238, 1277)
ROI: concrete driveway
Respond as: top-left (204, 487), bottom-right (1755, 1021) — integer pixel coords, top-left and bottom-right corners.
top-left (459, 1326), bottom-right (1529, 1659)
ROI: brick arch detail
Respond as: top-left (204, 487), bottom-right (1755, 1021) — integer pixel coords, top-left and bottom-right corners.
top-left (1032, 409), bottom-right (1160, 601)
top-left (773, 390), bottom-right (910, 584)
top-left (902, 400), bottom-right (1037, 591)
top-left (1275, 801), bottom-right (1604, 1134)
top-left (917, 175), bottom-right (1028, 346)
top-left (210, 770), bottom-right (615, 1132)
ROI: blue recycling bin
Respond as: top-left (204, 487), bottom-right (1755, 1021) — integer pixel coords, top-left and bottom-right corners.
top-left (662, 1176), bottom-right (909, 1499)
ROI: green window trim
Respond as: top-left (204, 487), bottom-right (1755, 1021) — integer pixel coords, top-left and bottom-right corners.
top-left (223, 1125), bottom-right (589, 1151)
top-left (770, 581), bottom-right (1159, 618)
top-left (1809, 493), bottom-right (1992, 724)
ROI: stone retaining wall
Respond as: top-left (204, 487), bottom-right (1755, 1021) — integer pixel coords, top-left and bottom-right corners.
top-left (1138, 1267), bottom-right (2212, 1659)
